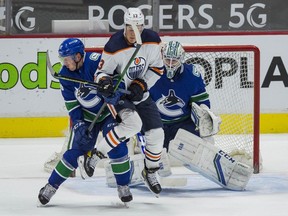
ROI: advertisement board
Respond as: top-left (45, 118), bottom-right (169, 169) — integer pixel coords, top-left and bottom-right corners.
top-left (0, 34), bottom-right (288, 137)
top-left (1, 0), bottom-right (288, 34)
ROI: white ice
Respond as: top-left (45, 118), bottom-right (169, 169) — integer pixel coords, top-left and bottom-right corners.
top-left (0, 134), bottom-right (288, 216)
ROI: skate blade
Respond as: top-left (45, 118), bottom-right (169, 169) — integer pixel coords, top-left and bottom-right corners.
top-left (142, 179), bottom-right (160, 198)
top-left (36, 200), bottom-right (46, 207)
top-left (123, 202), bottom-right (130, 208)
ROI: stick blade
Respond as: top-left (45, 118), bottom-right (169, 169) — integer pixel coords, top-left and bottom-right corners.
top-left (46, 51), bottom-right (58, 78)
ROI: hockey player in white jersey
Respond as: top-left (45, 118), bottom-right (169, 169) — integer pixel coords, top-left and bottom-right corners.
top-left (84, 7), bottom-right (165, 196)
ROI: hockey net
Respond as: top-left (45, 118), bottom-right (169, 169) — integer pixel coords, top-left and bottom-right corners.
top-left (183, 45), bottom-right (260, 173)
top-left (87, 44), bottom-right (261, 173)
top-left (44, 45), bottom-right (260, 174)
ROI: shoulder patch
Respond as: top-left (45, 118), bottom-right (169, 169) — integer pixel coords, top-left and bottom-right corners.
top-left (89, 52), bottom-right (101, 61)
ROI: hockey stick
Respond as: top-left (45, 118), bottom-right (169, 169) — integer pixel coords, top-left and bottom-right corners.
top-left (87, 23), bottom-right (143, 131)
top-left (114, 23), bottom-right (142, 90)
top-left (46, 53), bottom-right (130, 95)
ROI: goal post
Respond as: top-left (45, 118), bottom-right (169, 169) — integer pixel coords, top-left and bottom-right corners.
top-left (85, 45), bottom-right (261, 174)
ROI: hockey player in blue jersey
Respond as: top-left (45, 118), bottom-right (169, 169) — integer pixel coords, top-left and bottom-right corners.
top-left (148, 41), bottom-right (253, 191)
top-left (149, 41), bottom-right (221, 150)
top-left (84, 7), bottom-right (165, 196)
top-left (38, 38), bottom-right (133, 205)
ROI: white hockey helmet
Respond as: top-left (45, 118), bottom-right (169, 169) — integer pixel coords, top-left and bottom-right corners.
top-left (124, 7), bottom-right (144, 26)
top-left (162, 41), bottom-right (185, 79)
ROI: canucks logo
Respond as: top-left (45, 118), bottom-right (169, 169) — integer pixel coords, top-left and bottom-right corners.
top-left (127, 57), bottom-right (146, 79)
top-left (156, 89), bottom-right (185, 117)
top-left (75, 84), bottom-right (101, 108)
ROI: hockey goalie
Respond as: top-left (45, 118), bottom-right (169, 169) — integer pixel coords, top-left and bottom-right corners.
top-left (167, 102), bottom-right (253, 191)
top-left (116, 103), bottom-right (253, 191)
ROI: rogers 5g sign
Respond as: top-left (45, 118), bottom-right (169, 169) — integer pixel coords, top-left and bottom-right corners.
top-left (229, 3), bottom-right (267, 28)
top-left (89, 3), bottom-right (267, 31)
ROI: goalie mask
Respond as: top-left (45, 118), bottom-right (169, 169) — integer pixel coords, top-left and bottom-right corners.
top-left (162, 41), bottom-right (185, 79)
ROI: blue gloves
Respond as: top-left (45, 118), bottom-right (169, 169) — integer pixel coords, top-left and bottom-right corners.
top-left (103, 90), bottom-right (123, 105)
top-left (73, 121), bottom-right (92, 146)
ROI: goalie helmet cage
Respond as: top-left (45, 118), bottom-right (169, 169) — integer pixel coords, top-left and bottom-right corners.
top-left (85, 45), bottom-right (260, 174)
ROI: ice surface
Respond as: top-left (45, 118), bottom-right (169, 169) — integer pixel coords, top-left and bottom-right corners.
top-left (0, 134), bottom-right (287, 216)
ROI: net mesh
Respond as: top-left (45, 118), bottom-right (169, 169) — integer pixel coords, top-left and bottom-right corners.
top-left (183, 45), bottom-right (260, 172)
top-left (83, 45), bottom-right (261, 172)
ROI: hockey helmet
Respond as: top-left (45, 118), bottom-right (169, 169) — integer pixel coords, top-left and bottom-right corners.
top-left (162, 41), bottom-right (185, 79)
top-left (124, 7), bottom-right (144, 26)
top-left (58, 38), bottom-right (85, 58)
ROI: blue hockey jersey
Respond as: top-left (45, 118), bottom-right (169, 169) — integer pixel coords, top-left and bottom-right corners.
top-left (59, 52), bottom-right (109, 125)
top-left (149, 63), bottom-right (210, 124)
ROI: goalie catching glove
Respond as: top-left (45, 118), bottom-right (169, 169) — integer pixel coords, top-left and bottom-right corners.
top-left (191, 102), bottom-right (222, 137)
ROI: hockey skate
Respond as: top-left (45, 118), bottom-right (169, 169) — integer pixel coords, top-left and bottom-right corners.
top-left (141, 166), bottom-right (162, 196)
top-left (78, 149), bottom-right (106, 179)
top-left (117, 185), bottom-right (133, 203)
top-left (38, 183), bottom-right (57, 205)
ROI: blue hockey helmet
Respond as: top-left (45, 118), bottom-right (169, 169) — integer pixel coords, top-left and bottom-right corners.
top-left (58, 38), bottom-right (85, 58)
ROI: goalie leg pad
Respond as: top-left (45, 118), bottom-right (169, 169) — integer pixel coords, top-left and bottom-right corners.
top-left (169, 129), bottom-right (253, 190)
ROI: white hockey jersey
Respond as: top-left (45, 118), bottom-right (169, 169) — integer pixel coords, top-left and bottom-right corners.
top-left (95, 28), bottom-right (164, 90)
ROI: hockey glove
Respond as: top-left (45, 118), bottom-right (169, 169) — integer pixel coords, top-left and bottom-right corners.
top-left (103, 90), bottom-right (123, 105)
top-left (191, 102), bottom-right (221, 137)
top-left (97, 76), bottom-right (114, 97)
top-left (126, 78), bottom-right (148, 102)
top-left (73, 121), bottom-right (92, 146)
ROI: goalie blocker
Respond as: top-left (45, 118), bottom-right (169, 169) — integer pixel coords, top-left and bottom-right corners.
top-left (169, 129), bottom-right (253, 191)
